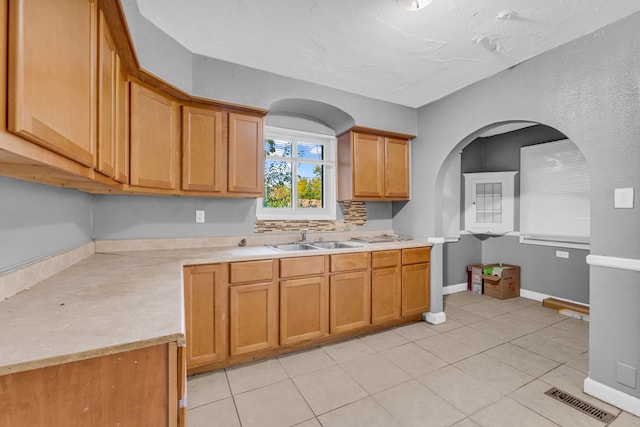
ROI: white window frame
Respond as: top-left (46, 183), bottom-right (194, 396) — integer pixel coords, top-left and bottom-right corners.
top-left (519, 139), bottom-right (590, 250)
top-left (463, 171), bottom-right (518, 234)
top-left (257, 126), bottom-right (336, 221)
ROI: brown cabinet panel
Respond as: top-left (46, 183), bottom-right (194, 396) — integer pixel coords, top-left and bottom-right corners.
top-left (385, 138), bottom-right (410, 198)
top-left (402, 263), bottom-right (430, 317)
top-left (229, 260), bottom-right (274, 284)
top-left (280, 255), bottom-right (325, 278)
top-left (372, 267), bottom-right (401, 325)
top-left (280, 276), bottom-right (328, 345)
top-left (8, 0), bottom-right (97, 167)
top-left (229, 281), bottom-right (278, 356)
top-left (129, 81), bottom-right (179, 189)
top-left (402, 247), bottom-right (430, 265)
top-left (330, 252), bottom-right (370, 273)
top-left (330, 271), bottom-right (371, 333)
top-left (183, 264), bottom-right (227, 369)
top-left (228, 113), bottom-right (263, 194)
top-left (182, 106), bottom-right (227, 192)
top-left (97, 10), bottom-right (116, 178)
top-left (371, 250), bottom-right (400, 269)
top-left (353, 133), bottom-right (385, 198)
top-left (0, 344), bottom-right (174, 427)
top-left (114, 56), bottom-right (129, 184)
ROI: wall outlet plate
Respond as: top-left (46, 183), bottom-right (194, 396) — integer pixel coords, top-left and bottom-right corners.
top-left (195, 210), bottom-right (205, 224)
top-left (614, 188), bottom-right (634, 209)
top-left (556, 250), bottom-right (569, 259)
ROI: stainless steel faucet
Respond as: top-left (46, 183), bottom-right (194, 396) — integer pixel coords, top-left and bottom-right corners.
top-left (300, 230), bottom-right (307, 242)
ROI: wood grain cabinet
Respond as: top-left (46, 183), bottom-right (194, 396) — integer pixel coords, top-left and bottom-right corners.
top-left (279, 256), bottom-right (328, 345)
top-left (182, 106), bottom-right (227, 193)
top-left (227, 113), bottom-right (264, 195)
top-left (183, 264), bottom-right (227, 370)
top-left (401, 247), bottom-right (431, 317)
top-left (0, 343), bottom-right (182, 427)
top-left (129, 81), bottom-right (179, 190)
top-left (337, 129), bottom-right (412, 201)
top-left (228, 260), bottom-right (278, 356)
top-left (7, 0), bottom-right (98, 167)
top-left (371, 250), bottom-right (402, 325)
top-left (182, 107), bottom-right (264, 196)
top-left (329, 253), bottom-right (371, 334)
top-left (97, 9), bottom-right (129, 183)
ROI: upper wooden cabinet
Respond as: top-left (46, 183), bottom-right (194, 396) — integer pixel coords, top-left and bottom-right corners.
top-left (97, 10), bottom-right (116, 179)
top-left (227, 113), bottom-right (264, 195)
top-left (182, 107), bottom-right (264, 196)
top-left (129, 81), bottom-right (180, 190)
top-left (182, 106), bottom-right (227, 192)
top-left (114, 55), bottom-right (129, 184)
top-left (337, 129), bottom-right (413, 201)
top-left (7, 0), bottom-right (97, 167)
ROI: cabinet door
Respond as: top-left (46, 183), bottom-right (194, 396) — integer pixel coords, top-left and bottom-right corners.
top-left (129, 82), bottom-right (179, 189)
top-left (114, 55), bottom-right (129, 184)
top-left (184, 264), bottom-right (227, 369)
top-left (97, 10), bottom-right (116, 178)
top-left (229, 281), bottom-right (278, 356)
top-left (384, 138), bottom-right (410, 198)
top-left (401, 263), bottom-right (430, 317)
top-left (280, 276), bottom-right (328, 345)
top-left (182, 106), bottom-right (226, 192)
top-left (372, 267), bottom-right (401, 325)
top-left (330, 271), bottom-right (371, 333)
top-left (8, 0), bottom-right (97, 167)
top-left (353, 133), bottom-right (384, 198)
top-left (228, 113), bottom-right (263, 194)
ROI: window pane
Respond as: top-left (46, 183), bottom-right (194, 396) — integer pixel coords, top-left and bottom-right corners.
top-left (263, 160), bottom-right (292, 208)
top-left (476, 183), bottom-right (485, 195)
top-left (264, 139), bottom-right (292, 157)
top-left (297, 142), bottom-right (324, 160)
top-left (297, 163), bottom-right (323, 208)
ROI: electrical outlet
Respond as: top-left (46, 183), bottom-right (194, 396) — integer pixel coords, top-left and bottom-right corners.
top-left (195, 210), bottom-right (205, 224)
top-left (556, 250), bottom-right (569, 259)
top-left (614, 188), bottom-right (634, 209)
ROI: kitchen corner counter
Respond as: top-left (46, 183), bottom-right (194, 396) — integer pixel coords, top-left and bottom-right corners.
top-left (0, 237), bottom-right (431, 376)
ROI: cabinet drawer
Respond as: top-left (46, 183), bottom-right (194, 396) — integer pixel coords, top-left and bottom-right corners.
top-left (229, 260), bottom-right (273, 283)
top-left (372, 250), bottom-right (400, 269)
top-left (402, 247), bottom-right (430, 265)
top-left (280, 255), bottom-right (325, 278)
top-left (330, 252), bottom-right (369, 273)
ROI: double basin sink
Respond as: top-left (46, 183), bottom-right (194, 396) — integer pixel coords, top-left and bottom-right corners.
top-left (267, 241), bottom-right (364, 252)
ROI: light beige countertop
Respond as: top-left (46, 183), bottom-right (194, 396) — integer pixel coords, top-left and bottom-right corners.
top-left (0, 236), bottom-right (431, 376)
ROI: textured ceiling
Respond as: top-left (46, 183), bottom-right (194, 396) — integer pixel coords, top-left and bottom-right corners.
top-left (136, 0), bottom-right (640, 108)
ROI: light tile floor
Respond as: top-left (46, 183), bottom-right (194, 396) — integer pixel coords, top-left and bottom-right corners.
top-left (187, 291), bottom-right (640, 427)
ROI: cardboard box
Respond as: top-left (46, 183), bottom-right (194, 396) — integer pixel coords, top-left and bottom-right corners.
top-left (470, 264), bottom-right (484, 294)
top-left (481, 264), bottom-right (520, 300)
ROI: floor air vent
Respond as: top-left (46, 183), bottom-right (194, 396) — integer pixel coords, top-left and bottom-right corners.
top-left (545, 387), bottom-right (616, 423)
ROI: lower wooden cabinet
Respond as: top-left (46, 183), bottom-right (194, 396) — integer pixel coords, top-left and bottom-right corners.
top-left (183, 246), bottom-right (430, 373)
top-left (330, 271), bottom-right (371, 333)
top-left (183, 264), bottom-right (227, 369)
top-left (280, 276), bottom-right (328, 345)
top-left (401, 263), bottom-right (430, 317)
top-left (0, 343), bottom-right (180, 427)
top-left (229, 281), bottom-right (278, 356)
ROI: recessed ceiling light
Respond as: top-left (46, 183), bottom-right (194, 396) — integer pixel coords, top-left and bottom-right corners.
top-left (399, 0), bottom-right (432, 11)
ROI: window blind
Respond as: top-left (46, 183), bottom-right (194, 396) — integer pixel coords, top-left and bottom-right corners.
top-left (520, 139), bottom-right (590, 246)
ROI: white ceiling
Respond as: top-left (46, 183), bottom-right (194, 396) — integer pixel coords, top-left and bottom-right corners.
top-left (136, 0), bottom-right (640, 108)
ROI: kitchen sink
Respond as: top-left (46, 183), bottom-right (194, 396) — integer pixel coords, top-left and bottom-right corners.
top-left (310, 241), bottom-right (364, 249)
top-left (267, 241), bottom-right (364, 252)
top-left (267, 243), bottom-right (320, 252)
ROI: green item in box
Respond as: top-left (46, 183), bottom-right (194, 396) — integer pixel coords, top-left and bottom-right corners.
top-left (483, 267), bottom-right (494, 275)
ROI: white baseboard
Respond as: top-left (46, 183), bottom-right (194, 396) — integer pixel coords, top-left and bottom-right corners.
top-left (443, 282), bottom-right (468, 295)
top-left (584, 377), bottom-right (640, 417)
top-left (519, 289), bottom-right (590, 307)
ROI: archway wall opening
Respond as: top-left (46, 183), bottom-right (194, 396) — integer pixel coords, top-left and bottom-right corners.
top-left (392, 10), bottom-right (640, 407)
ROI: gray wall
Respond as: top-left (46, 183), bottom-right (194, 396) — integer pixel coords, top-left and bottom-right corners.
top-left (443, 124), bottom-right (589, 303)
top-left (0, 177), bottom-right (92, 273)
top-left (394, 11), bottom-right (640, 402)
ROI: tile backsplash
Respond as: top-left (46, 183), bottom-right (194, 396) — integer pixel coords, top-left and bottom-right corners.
top-left (255, 201), bottom-right (366, 233)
